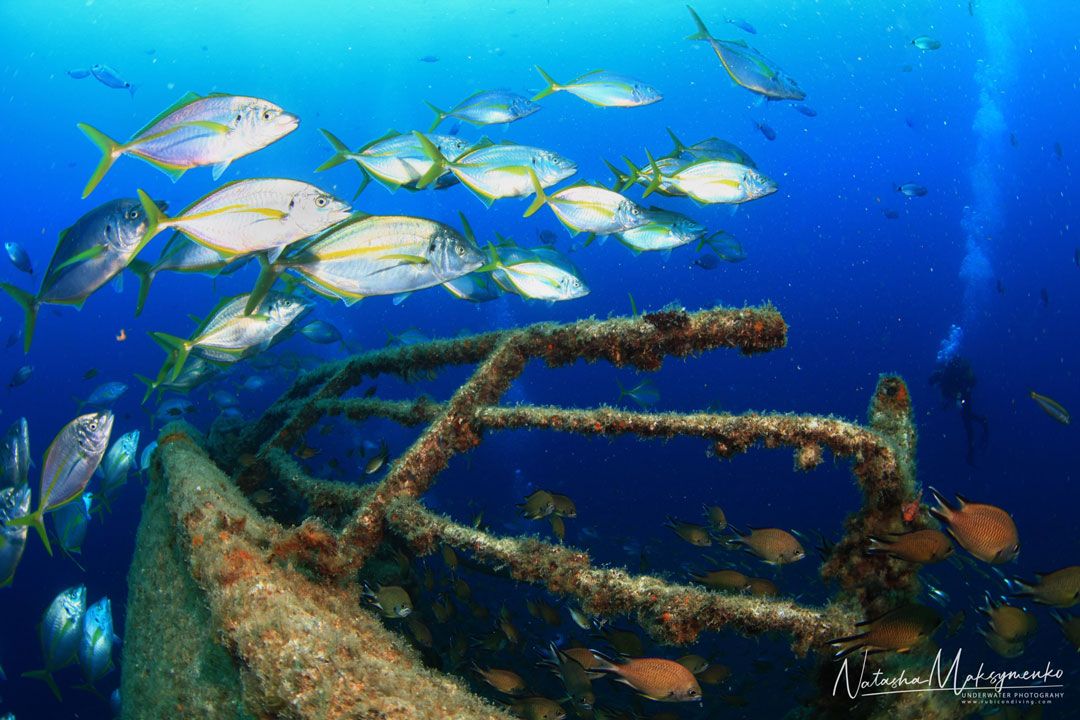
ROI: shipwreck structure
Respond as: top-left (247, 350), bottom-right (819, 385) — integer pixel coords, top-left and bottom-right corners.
top-left (122, 304), bottom-right (965, 719)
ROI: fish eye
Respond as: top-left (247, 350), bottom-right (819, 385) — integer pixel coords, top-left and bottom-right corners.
top-left (127, 209), bottom-right (140, 220)
top-left (456, 245), bottom-right (466, 256)
top-left (262, 109), bottom-right (275, 121)
top-left (688, 689), bottom-right (698, 697)
top-left (315, 196), bottom-right (328, 208)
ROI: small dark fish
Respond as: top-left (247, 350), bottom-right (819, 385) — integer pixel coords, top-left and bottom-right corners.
top-left (448, 122), bottom-right (461, 137)
top-left (1054, 142), bottom-right (1063, 159)
top-left (882, 209), bottom-right (900, 220)
top-left (1009, 132), bottom-right (1018, 147)
top-left (537, 229), bottom-right (558, 246)
top-left (726, 17), bottom-right (756, 34)
top-left (793, 104), bottom-right (817, 117)
top-left (694, 254), bottom-right (720, 270)
top-left (299, 320), bottom-right (344, 346)
top-left (419, 55), bottom-right (440, 63)
top-left (1010, 565), bottom-right (1080, 607)
top-left (755, 121), bottom-right (776, 141)
top-left (5, 330), bottom-right (20, 349)
top-left (1074, 248), bottom-right (1079, 268)
top-left (83, 368), bottom-right (99, 380)
top-left (1040, 287), bottom-right (1049, 307)
top-left (517, 490), bottom-right (555, 520)
top-left (996, 278), bottom-right (1005, 295)
top-left (8, 365), bottom-right (32, 388)
top-left (968, 0), bottom-right (975, 16)
top-left (829, 604), bottom-right (942, 657)
top-left (4, 243), bottom-right (32, 274)
top-left (867, 529), bottom-right (953, 564)
top-left (929, 488), bottom-right (1019, 564)
top-left (897, 183), bottom-right (928, 197)
top-left (1029, 390), bottom-right (1069, 425)
top-left (364, 440), bottom-right (389, 474)
top-left (729, 527), bottom-right (806, 564)
top-left (665, 516), bottom-right (712, 547)
top-left (90, 64), bottom-right (136, 97)
top-left (900, 64), bottom-right (914, 73)
top-left (362, 386), bottom-right (377, 398)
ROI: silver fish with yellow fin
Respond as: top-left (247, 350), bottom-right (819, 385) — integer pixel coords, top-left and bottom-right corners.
top-left (150, 292), bottom-right (310, 381)
top-left (317, 128), bottom-right (470, 195)
top-left (256, 213), bottom-right (485, 307)
top-left (24, 585), bottom-right (87, 700)
top-left (135, 180), bottom-right (350, 263)
top-left (0, 197), bottom-right (164, 352)
top-left (532, 67), bottom-right (661, 108)
top-left (686, 7), bottom-right (805, 101)
top-left (7, 413), bottom-right (113, 556)
top-left (1029, 390), bottom-right (1069, 425)
top-left (525, 170), bottom-right (648, 236)
top-left (414, 133), bottom-right (577, 206)
top-left (77, 92), bottom-right (298, 197)
top-left (426, 89), bottom-right (540, 131)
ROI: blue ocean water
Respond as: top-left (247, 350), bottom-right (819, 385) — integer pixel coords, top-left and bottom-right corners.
top-left (0, 1), bottom-right (1077, 718)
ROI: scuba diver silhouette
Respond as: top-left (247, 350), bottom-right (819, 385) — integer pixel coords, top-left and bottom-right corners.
top-left (929, 356), bottom-right (989, 467)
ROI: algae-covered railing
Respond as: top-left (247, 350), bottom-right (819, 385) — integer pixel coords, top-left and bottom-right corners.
top-left (124, 305), bottom-right (951, 720)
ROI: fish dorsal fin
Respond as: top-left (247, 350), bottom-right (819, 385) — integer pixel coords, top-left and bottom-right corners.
top-left (159, 231), bottom-right (193, 259)
top-left (302, 212), bottom-right (372, 253)
top-left (576, 69), bottom-right (608, 81)
top-left (132, 91), bottom-right (204, 139)
top-left (666, 127), bottom-right (689, 155)
top-left (359, 129), bottom-right (403, 153)
top-left (194, 294), bottom-right (245, 334)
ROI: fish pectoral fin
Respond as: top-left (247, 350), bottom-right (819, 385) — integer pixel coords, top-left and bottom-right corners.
top-left (245, 206), bottom-right (290, 220)
top-left (183, 119), bottom-right (231, 134)
top-left (378, 254), bottom-right (429, 265)
top-left (212, 160), bottom-right (232, 180)
top-left (130, 91), bottom-right (203, 138)
top-left (53, 244), bottom-right (107, 273)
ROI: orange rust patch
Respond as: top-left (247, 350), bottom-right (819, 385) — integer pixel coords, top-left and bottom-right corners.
top-left (191, 534), bottom-right (204, 548)
top-left (218, 531), bottom-right (230, 543)
top-left (219, 547), bottom-right (257, 586)
top-left (158, 431), bottom-right (190, 447)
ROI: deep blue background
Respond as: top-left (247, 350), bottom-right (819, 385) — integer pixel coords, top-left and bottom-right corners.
top-left (0, 1), bottom-right (1077, 718)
